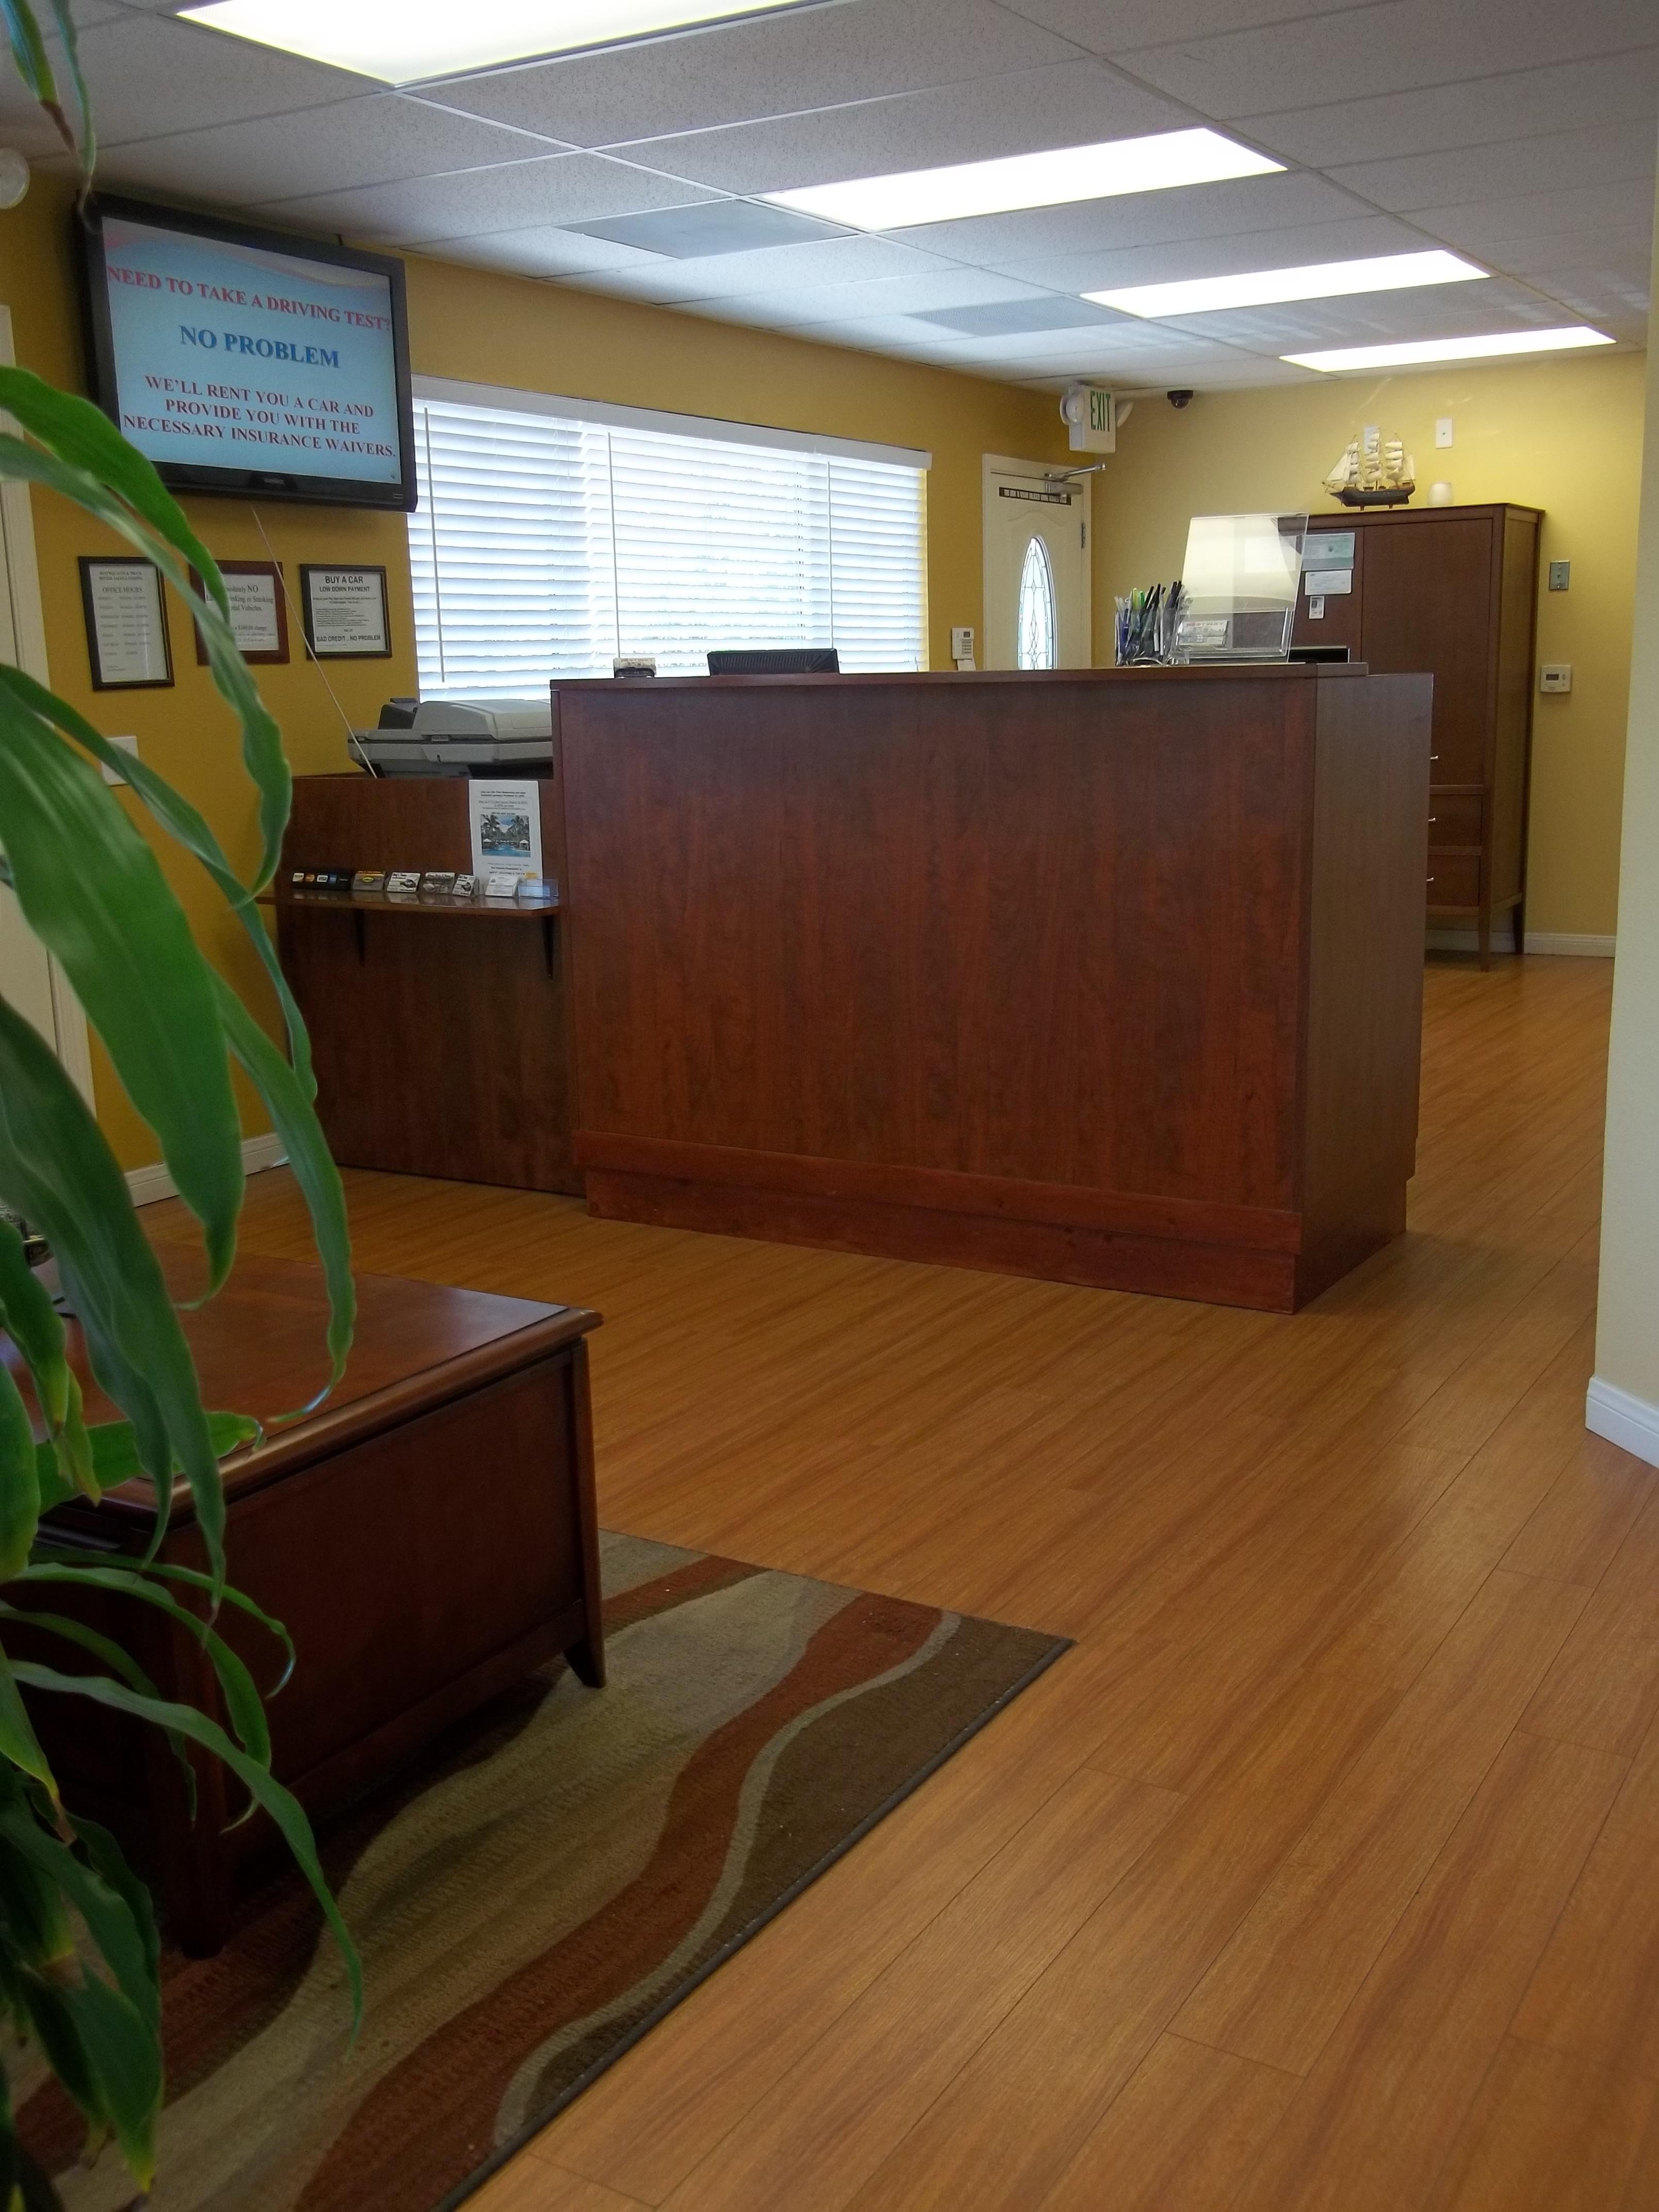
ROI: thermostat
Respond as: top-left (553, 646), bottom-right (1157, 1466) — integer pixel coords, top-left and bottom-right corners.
top-left (1539, 664), bottom-right (1573, 693)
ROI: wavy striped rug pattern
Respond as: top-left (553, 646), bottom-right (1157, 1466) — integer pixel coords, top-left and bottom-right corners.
top-left (22, 1533), bottom-right (1068, 2211)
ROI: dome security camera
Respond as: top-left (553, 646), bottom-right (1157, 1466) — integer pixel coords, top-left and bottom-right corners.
top-left (1167, 389), bottom-right (1195, 410)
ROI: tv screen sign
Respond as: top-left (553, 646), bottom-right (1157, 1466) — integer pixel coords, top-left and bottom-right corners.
top-left (82, 198), bottom-right (416, 510)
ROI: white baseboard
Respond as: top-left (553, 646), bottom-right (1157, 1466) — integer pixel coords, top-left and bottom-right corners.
top-left (1425, 930), bottom-right (1615, 958)
top-left (125, 1131), bottom-right (288, 1210)
top-left (1586, 1377), bottom-right (1659, 1468)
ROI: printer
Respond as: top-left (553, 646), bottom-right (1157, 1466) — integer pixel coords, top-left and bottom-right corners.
top-left (351, 696), bottom-right (553, 775)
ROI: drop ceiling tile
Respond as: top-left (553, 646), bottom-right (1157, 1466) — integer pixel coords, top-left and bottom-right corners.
top-left (667, 268), bottom-right (1060, 328)
top-left (613, 62), bottom-right (1195, 195)
top-left (904, 321), bottom-right (1263, 371)
top-left (998, 215), bottom-right (1444, 298)
top-left (1011, 0), bottom-right (1380, 47)
top-left (425, 0), bottom-right (1088, 150)
top-left (568, 233), bottom-right (964, 302)
top-left (892, 172), bottom-right (1365, 267)
top-left (1412, 177), bottom-right (1658, 251)
top-left (1154, 277), bottom-right (1586, 354)
top-left (252, 153), bottom-right (723, 247)
top-left (566, 200), bottom-right (847, 256)
top-left (0, 76), bottom-right (73, 157)
top-left (1327, 119), bottom-right (1656, 215)
top-left (60, 11), bottom-right (377, 145)
top-left (1480, 227), bottom-right (1655, 281)
top-left (1489, 258), bottom-right (1651, 324)
top-left (1236, 51), bottom-right (1659, 170)
top-left (83, 93), bottom-right (560, 206)
top-left (404, 226), bottom-right (665, 279)
top-left (1119, 0), bottom-right (1659, 119)
top-left (912, 295), bottom-right (1126, 335)
top-left (566, 235), bottom-right (955, 307)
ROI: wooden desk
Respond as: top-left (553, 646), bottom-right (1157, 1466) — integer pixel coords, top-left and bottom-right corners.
top-left (276, 776), bottom-right (580, 1194)
top-left (22, 1254), bottom-right (603, 1952)
top-left (553, 665), bottom-right (1432, 1313)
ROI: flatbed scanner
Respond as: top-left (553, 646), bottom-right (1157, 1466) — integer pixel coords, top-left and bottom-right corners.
top-left (352, 696), bottom-right (553, 774)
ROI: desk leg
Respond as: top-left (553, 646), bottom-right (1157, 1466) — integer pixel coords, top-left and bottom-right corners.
top-left (563, 1337), bottom-right (606, 1689)
top-left (1477, 907), bottom-right (1492, 971)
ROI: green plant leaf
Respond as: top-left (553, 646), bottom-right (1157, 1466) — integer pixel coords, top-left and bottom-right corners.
top-left (0, 665), bottom-right (316, 1099)
top-left (0, 1606), bottom-right (147, 1695)
top-left (0, 680), bottom-right (243, 1290)
top-left (15, 1566), bottom-right (270, 1768)
top-left (27, 1965), bottom-right (156, 2187)
top-left (39, 0), bottom-right (91, 172)
top-left (0, 1656), bottom-right (54, 1803)
top-left (68, 1410), bottom-right (259, 1491)
top-left (0, 1221), bottom-right (92, 1502)
top-left (29, 1543), bottom-right (296, 1694)
top-left (11, 1664), bottom-right (361, 2025)
top-left (0, 1794), bottom-right (158, 2050)
top-left (211, 979), bottom-right (354, 1405)
top-left (0, 0), bottom-right (73, 160)
top-left (0, 372), bottom-right (219, 607)
top-left (0, 996), bottom-right (224, 1592)
top-left (0, 390), bottom-right (290, 887)
top-left (0, 1369), bottom-right (39, 1588)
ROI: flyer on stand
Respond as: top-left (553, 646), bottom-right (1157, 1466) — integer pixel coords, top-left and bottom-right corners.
top-left (470, 780), bottom-right (543, 886)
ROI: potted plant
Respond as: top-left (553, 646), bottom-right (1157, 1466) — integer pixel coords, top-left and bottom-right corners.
top-left (0, 8), bottom-right (359, 2202)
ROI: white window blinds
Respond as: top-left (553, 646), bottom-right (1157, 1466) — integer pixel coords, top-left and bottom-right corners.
top-left (410, 394), bottom-right (928, 698)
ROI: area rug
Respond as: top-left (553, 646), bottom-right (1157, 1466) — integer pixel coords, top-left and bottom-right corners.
top-left (19, 1532), bottom-right (1069, 2211)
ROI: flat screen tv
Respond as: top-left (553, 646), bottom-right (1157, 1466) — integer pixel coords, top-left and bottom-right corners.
top-left (77, 195), bottom-right (416, 511)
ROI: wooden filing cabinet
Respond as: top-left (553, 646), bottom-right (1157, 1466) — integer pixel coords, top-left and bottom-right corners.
top-left (1295, 503), bottom-right (1541, 967)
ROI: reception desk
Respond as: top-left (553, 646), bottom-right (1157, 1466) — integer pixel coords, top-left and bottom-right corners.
top-left (554, 665), bottom-right (1431, 1312)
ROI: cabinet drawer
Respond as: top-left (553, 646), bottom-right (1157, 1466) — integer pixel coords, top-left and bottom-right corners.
top-left (1428, 794), bottom-right (1484, 848)
top-left (1426, 854), bottom-right (1482, 909)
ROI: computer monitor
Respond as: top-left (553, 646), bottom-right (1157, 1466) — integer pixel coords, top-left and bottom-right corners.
top-left (706, 648), bottom-right (840, 675)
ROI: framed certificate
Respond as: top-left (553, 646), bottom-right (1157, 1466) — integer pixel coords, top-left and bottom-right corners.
top-left (193, 559), bottom-right (288, 665)
top-left (78, 557), bottom-right (173, 690)
top-left (299, 564), bottom-right (391, 659)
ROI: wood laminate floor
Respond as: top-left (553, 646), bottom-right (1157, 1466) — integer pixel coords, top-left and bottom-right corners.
top-left (158, 952), bottom-right (1658, 2210)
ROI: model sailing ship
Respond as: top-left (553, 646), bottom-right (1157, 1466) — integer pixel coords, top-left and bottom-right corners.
top-left (1324, 427), bottom-right (1415, 507)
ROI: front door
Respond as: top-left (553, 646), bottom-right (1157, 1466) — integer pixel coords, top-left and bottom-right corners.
top-left (982, 454), bottom-right (1091, 671)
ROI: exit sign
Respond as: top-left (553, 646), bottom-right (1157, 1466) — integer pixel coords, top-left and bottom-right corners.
top-left (1062, 383), bottom-right (1115, 454)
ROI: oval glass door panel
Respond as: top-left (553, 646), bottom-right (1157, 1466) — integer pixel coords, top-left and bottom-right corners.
top-left (1017, 534), bottom-right (1057, 670)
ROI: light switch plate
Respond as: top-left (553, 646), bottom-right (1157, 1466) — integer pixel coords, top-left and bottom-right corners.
top-left (1548, 560), bottom-right (1570, 591)
top-left (1435, 417), bottom-right (1454, 448)
top-left (1539, 663), bottom-right (1573, 693)
top-left (101, 734), bottom-right (139, 786)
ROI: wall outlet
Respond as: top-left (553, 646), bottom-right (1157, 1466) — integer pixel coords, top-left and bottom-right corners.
top-left (950, 626), bottom-right (975, 660)
top-left (101, 734), bottom-right (139, 786)
top-left (1435, 417), bottom-right (1454, 448)
top-left (1548, 560), bottom-right (1571, 592)
top-left (1539, 664), bottom-right (1573, 694)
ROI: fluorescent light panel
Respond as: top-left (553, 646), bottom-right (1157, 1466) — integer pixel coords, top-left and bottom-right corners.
top-left (763, 129), bottom-right (1282, 232)
top-left (1286, 326), bottom-right (1615, 372)
top-left (177, 0), bottom-right (805, 84)
top-left (1088, 249), bottom-right (1487, 319)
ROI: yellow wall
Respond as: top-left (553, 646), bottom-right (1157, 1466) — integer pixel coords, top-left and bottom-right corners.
top-left (1593, 171), bottom-right (1659, 1444)
top-left (3, 174), bottom-right (1064, 1167)
top-left (1091, 354), bottom-right (1648, 939)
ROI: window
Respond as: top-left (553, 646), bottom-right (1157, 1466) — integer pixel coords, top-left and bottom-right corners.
top-left (409, 388), bottom-right (929, 697)
top-left (1017, 535), bottom-right (1056, 671)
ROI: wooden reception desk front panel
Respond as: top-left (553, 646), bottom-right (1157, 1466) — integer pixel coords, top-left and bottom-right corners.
top-left (555, 666), bottom-right (1432, 1312)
